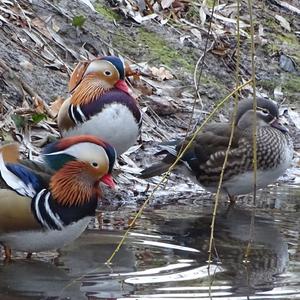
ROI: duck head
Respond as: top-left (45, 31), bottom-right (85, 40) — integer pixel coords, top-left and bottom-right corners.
top-left (43, 135), bottom-right (116, 206)
top-left (235, 98), bottom-right (288, 133)
top-left (69, 56), bottom-right (129, 105)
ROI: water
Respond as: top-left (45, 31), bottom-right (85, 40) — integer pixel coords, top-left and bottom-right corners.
top-left (0, 183), bottom-right (300, 300)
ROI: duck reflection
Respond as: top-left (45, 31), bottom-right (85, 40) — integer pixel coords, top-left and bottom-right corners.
top-left (126, 204), bottom-right (289, 298)
top-left (0, 230), bottom-right (136, 300)
top-left (0, 203), bottom-right (292, 300)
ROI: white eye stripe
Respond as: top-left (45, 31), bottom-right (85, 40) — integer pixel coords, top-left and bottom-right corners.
top-left (119, 55), bottom-right (125, 68)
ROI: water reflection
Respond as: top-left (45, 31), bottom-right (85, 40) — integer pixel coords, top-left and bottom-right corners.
top-left (0, 184), bottom-right (299, 299)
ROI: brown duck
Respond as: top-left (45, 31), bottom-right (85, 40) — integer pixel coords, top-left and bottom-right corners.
top-left (140, 98), bottom-right (293, 200)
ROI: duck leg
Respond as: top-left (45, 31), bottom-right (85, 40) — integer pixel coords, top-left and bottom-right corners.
top-left (228, 194), bottom-right (237, 204)
top-left (3, 245), bottom-right (12, 263)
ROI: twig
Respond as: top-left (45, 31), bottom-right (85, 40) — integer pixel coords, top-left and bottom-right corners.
top-left (244, 0), bottom-right (257, 262)
top-left (105, 79), bottom-right (252, 265)
top-left (207, 1), bottom-right (242, 297)
top-left (0, 59), bottom-right (56, 119)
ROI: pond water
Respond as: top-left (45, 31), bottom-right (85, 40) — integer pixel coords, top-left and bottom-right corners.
top-left (0, 181), bottom-right (299, 300)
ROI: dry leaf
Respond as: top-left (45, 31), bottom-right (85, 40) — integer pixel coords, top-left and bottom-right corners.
top-left (279, 1), bottom-right (300, 15)
top-left (191, 28), bottom-right (202, 41)
top-left (78, 0), bottom-right (96, 11)
top-left (150, 66), bottom-right (174, 81)
top-left (275, 15), bottom-right (291, 32)
top-left (258, 24), bottom-right (264, 37)
top-left (49, 96), bottom-right (65, 116)
top-left (33, 97), bottom-right (46, 114)
top-left (199, 6), bottom-right (206, 26)
top-left (273, 85), bottom-right (283, 100)
top-left (161, 0), bottom-right (174, 9)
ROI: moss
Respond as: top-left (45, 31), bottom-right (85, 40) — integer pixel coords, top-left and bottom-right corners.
top-left (185, 4), bottom-right (200, 23)
top-left (264, 18), bottom-right (280, 31)
top-left (282, 74), bottom-right (300, 95)
top-left (137, 29), bottom-right (195, 72)
top-left (205, 0), bottom-right (216, 8)
top-left (277, 33), bottom-right (299, 47)
top-left (112, 32), bottom-right (138, 57)
top-left (263, 43), bottom-right (280, 55)
top-left (94, 3), bottom-right (121, 21)
top-left (259, 79), bottom-right (278, 92)
top-left (259, 74), bottom-right (300, 101)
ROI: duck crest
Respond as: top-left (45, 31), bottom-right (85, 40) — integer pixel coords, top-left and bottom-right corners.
top-left (49, 161), bottom-right (101, 207)
top-left (70, 74), bottom-right (108, 106)
top-left (49, 135), bottom-right (108, 153)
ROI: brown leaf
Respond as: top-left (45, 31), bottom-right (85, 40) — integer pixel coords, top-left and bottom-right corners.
top-left (125, 61), bottom-right (141, 79)
top-left (49, 96), bottom-right (65, 116)
top-left (33, 97), bottom-right (46, 114)
top-left (150, 66), bottom-right (174, 81)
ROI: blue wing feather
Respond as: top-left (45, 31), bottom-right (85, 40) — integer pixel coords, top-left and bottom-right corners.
top-left (6, 163), bottom-right (44, 193)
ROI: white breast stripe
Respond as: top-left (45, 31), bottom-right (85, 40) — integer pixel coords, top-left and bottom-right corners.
top-left (76, 106), bottom-right (87, 122)
top-left (34, 189), bottom-right (49, 229)
top-left (70, 105), bottom-right (79, 125)
top-left (44, 192), bottom-right (64, 230)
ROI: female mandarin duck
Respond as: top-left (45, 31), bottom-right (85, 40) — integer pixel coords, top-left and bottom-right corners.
top-left (57, 56), bottom-right (142, 156)
top-left (0, 135), bottom-right (116, 261)
top-left (141, 98), bottom-right (293, 201)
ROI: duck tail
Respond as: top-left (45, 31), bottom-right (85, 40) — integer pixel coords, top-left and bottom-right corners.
top-left (140, 162), bottom-right (173, 179)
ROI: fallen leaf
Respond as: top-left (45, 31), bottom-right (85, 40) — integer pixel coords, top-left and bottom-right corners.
top-left (161, 0), bottom-right (174, 9)
top-left (199, 6), bottom-right (206, 25)
top-left (34, 97), bottom-right (46, 114)
top-left (273, 85), bottom-right (283, 100)
top-left (150, 66), bottom-right (174, 81)
top-left (78, 0), bottom-right (96, 11)
top-left (49, 96), bottom-right (65, 116)
top-left (279, 1), bottom-right (300, 15)
top-left (275, 15), bottom-right (291, 32)
top-left (191, 28), bottom-right (202, 41)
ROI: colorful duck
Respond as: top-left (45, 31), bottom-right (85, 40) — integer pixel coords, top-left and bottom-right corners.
top-left (57, 56), bottom-right (142, 156)
top-left (0, 135), bottom-right (116, 261)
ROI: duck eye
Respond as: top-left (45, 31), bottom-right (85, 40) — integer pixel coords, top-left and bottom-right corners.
top-left (91, 162), bottom-right (98, 168)
top-left (104, 70), bottom-right (112, 76)
top-left (261, 109), bottom-right (269, 115)
top-left (258, 107), bottom-right (269, 115)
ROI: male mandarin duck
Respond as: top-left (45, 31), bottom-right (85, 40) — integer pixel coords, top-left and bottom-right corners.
top-left (0, 135), bottom-right (116, 261)
top-left (141, 98), bottom-right (294, 201)
top-left (57, 56), bottom-right (142, 156)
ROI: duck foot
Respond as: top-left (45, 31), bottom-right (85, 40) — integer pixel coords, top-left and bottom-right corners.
top-left (228, 195), bottom-right (237, 204)
top-left (3, 246), bottom-right (12, 263)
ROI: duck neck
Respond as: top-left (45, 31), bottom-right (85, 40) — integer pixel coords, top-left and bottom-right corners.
top-left (31, 163), bottom-right (101, 229)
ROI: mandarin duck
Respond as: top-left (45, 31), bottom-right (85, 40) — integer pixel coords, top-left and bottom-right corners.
top-left (141, 98), bottom-right (293, 201)
top-left (57, 56), bottom-right (142, 156)
top-left (0, 135), bottom-right (116, 261)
